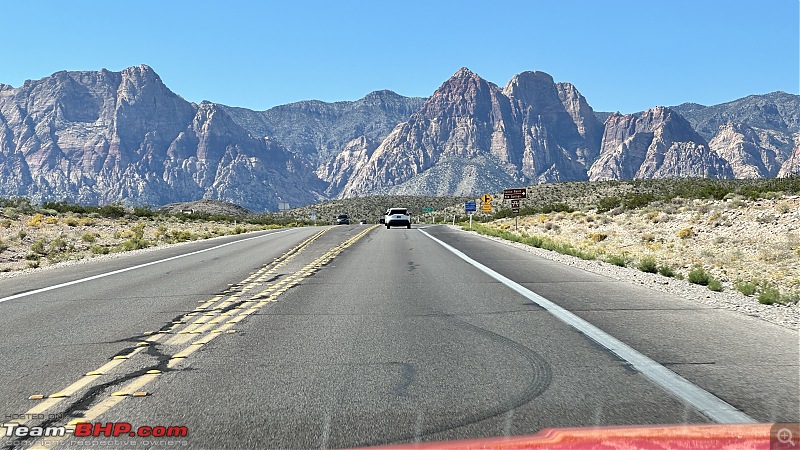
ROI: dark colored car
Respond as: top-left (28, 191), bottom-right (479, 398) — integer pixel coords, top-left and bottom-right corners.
top-left (336, 214), bottom-right (349, 225)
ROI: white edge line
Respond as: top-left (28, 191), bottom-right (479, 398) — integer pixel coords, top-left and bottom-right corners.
top-left (0, 228), bottom-right (298, 305)
top-left (419, 228), bottom-right (756, 424)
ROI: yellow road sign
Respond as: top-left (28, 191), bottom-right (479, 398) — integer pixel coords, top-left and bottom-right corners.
top-left (481, 194), bottom-right (492, 203)
top-left (481, 203), bottom-right (492, 213)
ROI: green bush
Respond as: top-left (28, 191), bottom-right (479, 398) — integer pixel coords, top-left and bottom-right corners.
top-left (734, 280), bottom-right (757, 296)
top-left (31, 239), bottom-right (46, 255)
top-left (98, 203), bottom-right (126, 218)
top-left (637, 256), bottom-right (658, 273)
top-left (622, 192), bottom-right (656, 209)
top-left (132, 206), bottom-right (155, 218)
top-left (606, 254), bottom-right (628, 267)
top-left (687, 267), bottom-right (710, 285)
top-left (0, 239), bottom-right (7, 253)
top-left (117, 238), bottom-right (150, 252)
top-left (758, 282), bottom-right (781, 305)
top-left (81, 233), bottom-right (97, 243)
top-left (91, 245), bottom-right (110, 255)
top-left (49, 237), bottom-right (67, 253)
top-left (597, 196), bottom-right (621, 213)
top-left (657, 265), bottom-right (676, 278)
top-left (707, 278), bottom-right (723, 292)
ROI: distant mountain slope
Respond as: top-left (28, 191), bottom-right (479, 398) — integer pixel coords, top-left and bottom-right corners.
top-left (0, 65), bottom-right (325, 210)
top-left (589, 107), bottom-right (732, 180)
top-left (340, 68), bottom-right (604, 197)
top-left (672, 91), bottom-right (799, 140)
top-left (220, 90), bottom-right (425, 163)
top-left (672, 92), bottom-right (799, 178)
top-left (0, 64), bottom-right (795, 210)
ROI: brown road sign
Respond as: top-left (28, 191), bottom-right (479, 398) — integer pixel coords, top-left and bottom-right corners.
top-left (512, 208), bottom-right (520, 214)
top-left (503, 188), bottom-right (527, 199)
top-left (511, 200), bottom-right (520, 208)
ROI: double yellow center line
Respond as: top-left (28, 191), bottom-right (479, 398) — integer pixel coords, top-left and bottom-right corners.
top-left (9, 225), bottom-right (378, 450)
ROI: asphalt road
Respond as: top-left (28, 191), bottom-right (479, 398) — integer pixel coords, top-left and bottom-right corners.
top-left (0, 224), bottom-right (797, 449)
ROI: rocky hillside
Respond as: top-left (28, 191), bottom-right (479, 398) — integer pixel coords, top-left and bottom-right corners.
top-left (589, 106), bottom-right (733, 180)
top-left (339, 69), bottom-right (604, 197)
top-left (673, 92), bottom-right (799, 178)
top-left (0, 65), bottom-right (325, 211)
top-left (0, 65), bottom-right (797, 210)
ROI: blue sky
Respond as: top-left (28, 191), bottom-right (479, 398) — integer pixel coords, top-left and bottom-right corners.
top-left (3, 0), bottom-right (797, 113)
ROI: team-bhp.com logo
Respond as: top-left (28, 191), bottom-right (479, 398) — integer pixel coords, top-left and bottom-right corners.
top-left (5, 422), bottom-right (188, 438)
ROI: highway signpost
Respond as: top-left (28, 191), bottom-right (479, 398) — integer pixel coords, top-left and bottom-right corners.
top-left (503, 188), bottom-right (526, 200)
top-left (481, 193), bottom-right (493, 213)
top-left (422, 207), bottom-right (434, 223)
top-left (504, 188), bottom-right (527, 230)
top-left (465, 201), bottom-right (477, 228)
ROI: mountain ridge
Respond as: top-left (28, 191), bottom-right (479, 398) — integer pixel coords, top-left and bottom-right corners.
top-left (0, 65), bottom-right (797, 210)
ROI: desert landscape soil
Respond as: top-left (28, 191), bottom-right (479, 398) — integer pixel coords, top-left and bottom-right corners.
top-left (473, 195), bottom-right (799, 329)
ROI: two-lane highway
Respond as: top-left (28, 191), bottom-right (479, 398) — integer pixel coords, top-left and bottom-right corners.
top-left (1, 224), bottom-right (797, 449)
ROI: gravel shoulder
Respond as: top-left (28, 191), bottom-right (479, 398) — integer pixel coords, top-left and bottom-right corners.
top-left (451, 224), bottom-right (800, 331)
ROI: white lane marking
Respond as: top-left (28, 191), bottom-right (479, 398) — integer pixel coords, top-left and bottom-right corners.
top-left (419, 228), bottom-right (756, 424)
top-left (0, 229), bottom-right (298, 305)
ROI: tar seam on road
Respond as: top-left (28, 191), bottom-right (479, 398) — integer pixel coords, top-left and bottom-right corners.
top-left (0, 228), bottom-right (297, 305)
top-left (418, 228), bottom-right (757, 425)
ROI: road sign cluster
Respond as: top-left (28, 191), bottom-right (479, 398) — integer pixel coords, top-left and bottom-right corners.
top-left (464, 189), bottom-right (527, 215)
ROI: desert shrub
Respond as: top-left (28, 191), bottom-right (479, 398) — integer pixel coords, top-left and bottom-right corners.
top-left (18, 230), bottom-right (27, 239)
top-left (63, 217), bottom-right (79, 227)
top-left (622, 192), bottom-right (656, 209)
top-left (597, 196), bottom-right (621, 213)
top-left (606, 254), bottom-right (628, 267)
top-left (91, 245), bottom-right (110, 255)
top-left (81, 233), bottom-right (97, 243)
top-left (117, 238), bottom-right (150, 252)
top-left (637, 256), bottom-right (658, 273)
top-left (641, 233), bottom-right (656, 243)
top-left (587, 233), bottom-right (607, 242)
top-left (0, 219), bottom-right (11, 228)
top-left (758, 282), bottom-right (781, 305)
top-left (132, 206), bottom-right (155, 218)
top-left (687, 266), bottom-right (710, 285)
top-left (44, 216), bottom-right (58, 225)
top-left (31, 239), bottom-right (46, 255)
top-left (49, 237), bottom-right (67, 253)
top-left (707, 278), bottom-right (723, 292)
top-left (677, 227), bottom-right (694, 239)
top-left (0, 239), bottom-right (7, 253)
top-left (735, 280), bottom-right (757, 296)
top-left (98, 203), bottom-right (126, 218)
top-left (657, 265), bottom-right (676, 277)
top-left (27, 214), bottom-right (44, 227)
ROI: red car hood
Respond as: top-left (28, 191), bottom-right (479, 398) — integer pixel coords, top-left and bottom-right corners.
top-left (352, 423), bottom-right (797, 450)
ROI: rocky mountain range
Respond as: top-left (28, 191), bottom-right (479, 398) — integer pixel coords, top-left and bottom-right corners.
top-left (0, 65), bottom-right (797, 210)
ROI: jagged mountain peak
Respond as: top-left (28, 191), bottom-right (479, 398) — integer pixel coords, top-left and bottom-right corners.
top-left (451, 67), bottom-right (478, 78)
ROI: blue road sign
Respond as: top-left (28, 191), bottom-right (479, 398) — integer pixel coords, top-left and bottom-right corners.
top-left (465, 201), bottom-right (477, 212)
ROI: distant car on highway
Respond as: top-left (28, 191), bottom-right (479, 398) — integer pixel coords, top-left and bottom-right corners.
top-left (384, 208), bottom-right (411, 229)
top-left (336, 214), bottom-right (349, 225)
